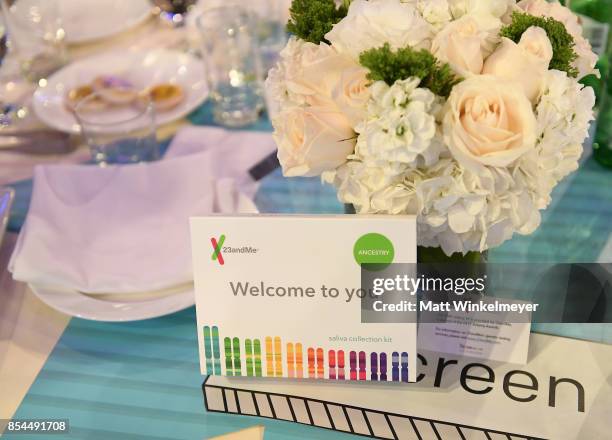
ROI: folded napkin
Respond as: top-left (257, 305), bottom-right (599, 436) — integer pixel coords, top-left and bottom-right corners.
top-left (10, 128), bottom-right (277, 294)
top-left (165, 126), bottom-right (277, 197)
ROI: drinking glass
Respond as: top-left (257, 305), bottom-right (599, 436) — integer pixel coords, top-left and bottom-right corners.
top-left (0, 7), bottom-right (29, 129)
top-left (248, 0), bottom-right (289, 74)
top-left (1, 0), bottom-right (66, 82)
top-left (197, 6), bottom-right (265, 128)
top-left (75, 93), bottom-right (159, 166)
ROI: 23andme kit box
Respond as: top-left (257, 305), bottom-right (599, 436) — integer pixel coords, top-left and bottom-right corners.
top-left (190, 215), bottom-right (418, 382)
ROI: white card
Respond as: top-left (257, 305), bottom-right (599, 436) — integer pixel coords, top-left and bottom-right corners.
top-left (418, 296), bottom-right (532, 364)
top-left (190, 214), bottom-right (418, 382)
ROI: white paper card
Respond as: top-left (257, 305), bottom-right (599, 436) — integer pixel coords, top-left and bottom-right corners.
top-left (191, 214), bottom-right (418, 382)
top-left (418, 296), bottom-right (532, 364)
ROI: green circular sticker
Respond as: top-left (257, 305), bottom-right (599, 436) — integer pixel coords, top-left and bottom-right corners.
top-left (353, 233), bottom-right (395, 269)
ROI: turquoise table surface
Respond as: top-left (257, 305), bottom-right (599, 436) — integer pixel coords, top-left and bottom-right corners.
top-left (5, 106), bottom-right (612, 439)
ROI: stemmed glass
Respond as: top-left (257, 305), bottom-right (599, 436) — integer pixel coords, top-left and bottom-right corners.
top-left (0, 8), bottom-right (23, 129)
top-left (1, 0), bottom-right (66, 131)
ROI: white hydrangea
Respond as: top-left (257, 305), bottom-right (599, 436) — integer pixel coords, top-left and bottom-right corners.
top-left (355, 78), bottom-right (443, 170)
top-left (415, 164), bottom-right (541, 255)
top-left (328, 143), bottom-right (546, 255)
top-left (517, 69), bottom-right (595, 208)
top-left (265, 37), bottom-right (306, 107)
top-left (322, 159), bottom-right (403, 212)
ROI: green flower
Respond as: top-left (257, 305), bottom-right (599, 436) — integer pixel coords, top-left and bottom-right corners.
top-left (359, 43), bottom-right (461, 97)
top-left (286, 0), bottom-right (349, 44)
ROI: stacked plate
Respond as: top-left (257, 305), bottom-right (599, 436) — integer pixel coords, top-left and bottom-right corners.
top-left (10, 152), bottom-right (259, 322)
top-left (60, 0), bottom-right (153, 45)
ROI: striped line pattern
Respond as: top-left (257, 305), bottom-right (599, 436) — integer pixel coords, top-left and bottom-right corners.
top-left (203, 379), bottom-right (547, 440)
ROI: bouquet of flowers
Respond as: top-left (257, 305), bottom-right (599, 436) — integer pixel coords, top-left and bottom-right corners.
top-left (266, 0), bottom-right (597, 256)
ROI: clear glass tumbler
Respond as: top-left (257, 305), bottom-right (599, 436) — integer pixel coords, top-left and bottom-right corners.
top-left (248, 0), bottom-right (289, 74)
top-left (0, 0), bottom-right (67, 82)
top-left (197, 6), bottom-right (265, 128)
top-left (74, 92), bottom-right (159, 166)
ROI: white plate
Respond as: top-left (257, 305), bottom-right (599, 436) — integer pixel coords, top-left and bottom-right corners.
top-left (60, 0), bottom-right (153, 44)
top-left (30, 283), bottom-right (195, 322)
top-left (33, 49), bottom-right (209, 134)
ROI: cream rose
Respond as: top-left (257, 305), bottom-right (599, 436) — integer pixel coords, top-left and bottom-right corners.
top-left (273, 106), bottom-right (356, 177)
top-left (414, 0), bottom-right (452, 31)
top-left (331, 66), bottom-right (370, 128)
top-left (449, 0), bottom-right (515, 19)
top-left (325, 0), bottom-right (432, 60)
top-left (443, 75), bottom-right (537, 170)
top-left (431, 16), bottom-right (492, 76)
top-left (448, 0), bottom-right (515, 29)
top-left (483, 26), bottom-right (553, 102)
top-left (283, 40), bottom-right (357, 107)
top-left (517, 0), bottom-right (599, 78)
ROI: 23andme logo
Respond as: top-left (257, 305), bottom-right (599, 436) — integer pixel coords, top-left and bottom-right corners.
top-left (211, 234), bottom-right (226, 266)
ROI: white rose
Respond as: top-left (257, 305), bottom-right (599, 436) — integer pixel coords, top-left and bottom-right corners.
top-left (414, 0), bottom-right (453, 31)
top-left (325, 0), bottom-right (432, 61)
top-left (518, 0), bottom-right (580, 33)
top-left (443, 75), bottom-right (537, 170)
top-left (449, 0), bottom-right (515, 19)
top-left (281, 39), bottom-right (357, 107)
top-left (482, 26), bottom-right (553, 102)
top-left (331, 66), bottom-right (370, 128)
top-left (431, 16), bottom-right (492, 76)
top-left (273, 106), bottom-right (355, 177)
top-left (517, 0), bottom-right (599, 78)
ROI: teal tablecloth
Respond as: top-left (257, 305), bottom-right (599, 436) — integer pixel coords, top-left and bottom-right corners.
top-left (5, 104), bottom-right (612, 439)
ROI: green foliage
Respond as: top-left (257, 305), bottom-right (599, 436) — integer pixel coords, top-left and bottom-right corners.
top-left (358, 43), bottom-right (461, 97)
top-left (501, 11), bottom-right (578, 77)
top-left (286, 0), bottom-right (349, 44)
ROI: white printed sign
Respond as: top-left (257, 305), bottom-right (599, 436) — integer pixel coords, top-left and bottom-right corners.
top-left (190, 214), bottom-right (418, 382)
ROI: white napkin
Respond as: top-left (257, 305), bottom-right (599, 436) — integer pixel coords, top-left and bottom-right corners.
top-left (166, 126), bottom-right (277, 198)
top-left (10, 128), bottom-right (277, 294)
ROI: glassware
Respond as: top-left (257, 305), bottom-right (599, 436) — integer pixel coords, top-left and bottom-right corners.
top-left (247, 0), bottom-right (288, 75)
top-left (0, 14), bottom-right (10, 127)
top-left (0, 7), bottom-right (29, 129)
top-left (74, 92), bottom-right (159, 166)
top-left (0, 0), bottom-right (66, 82)
top-left (197, 6), bottom-right (265, 128)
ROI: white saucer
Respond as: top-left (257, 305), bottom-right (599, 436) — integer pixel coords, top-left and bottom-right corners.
top-left (60, 0), bottom-right (153, 44)
top-left (33, 49), bottom-right (209, 134)
top-left (29, 282), bottom-right (195, 322)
